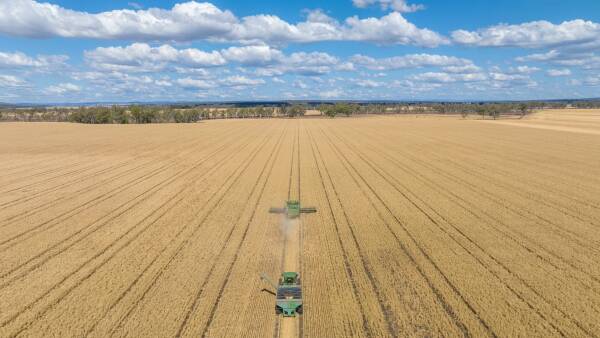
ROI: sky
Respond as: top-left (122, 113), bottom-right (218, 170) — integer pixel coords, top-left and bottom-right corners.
top-left (0, 0), bottom-right (600, 103)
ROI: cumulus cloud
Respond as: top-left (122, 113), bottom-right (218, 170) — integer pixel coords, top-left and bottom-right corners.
top-left (221, 45), bottom-right (283, 66)
top-left (354, 79), bottom-right (383, 88)
top-left (410, 72), bottom-right (487, 83)
top-left (0, 51), bottom-right (68, 69)
top-left (517, 50), bottom-right (600, 70)
top-left (488, 72), bottom-right (537, 88)
top-left (85, 43), bottom-right (225, 72)
top-left (46, 83), bottom-right (81, 94)
top-left (408, 67), bottom-right (538, 90)
top-left (176, 77), bottom-right (215, 89)
top-left (392, 79), bottom-right (442, 92)
top-left (0, 0), bottom-right (446, 47)
top-left (516, 50), bottom-right (561, 62)
top-left (222, 75), bottom-right (265, 86)
top-left (351, 53), bottom-right (473, 70)
top-left (352, 0), bottom-right (424, 13)
top-left (0, 74), bottom-right (27, 87)
top-left (489, 72), bottom-right (528, 82)
top-left (177, 75), bottom-right (264, 90)
top-left (84, 43), bottom-right (351, 77)
top-left (342, 12), bottom-right (447, 47)
top-left (442, 64), bottom-right (482, 73)
top-left (547, 68), bottom-right (572, 77)
top-left (293, 80), bottom-right (308, 89)
top-left (239, 49), bottom-right (348, 76)
top-left (452, 19), bottom-right (600, 49)
top-left (508, 66), bottom-right (540, 74)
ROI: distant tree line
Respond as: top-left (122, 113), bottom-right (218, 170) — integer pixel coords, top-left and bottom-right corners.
top-left (2, 99), bottom-right (600, 123)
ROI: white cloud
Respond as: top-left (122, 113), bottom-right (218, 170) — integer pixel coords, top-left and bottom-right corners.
top-left (319, 89), bottom-right (345, 99)
top-left (46, 83), bottom-right (81, 94)
top-left (0, 75), bottom-right (27, 87)
top-left (0, 0), bottom-right (446, 47)
top-left (517, 50), bottom-right (600, 69)
top-left (354, 79), bottom-right (383, 88)
top-left (176, 77), bottom-right (215, 89)
top-left (352, 0), bottom-right (425, 13)
top-left (221, 45), bottom-right (283, 66)
top-left (250, 51), bottom-right (345, 76)
top-left (392, 79), bottom-right (442, 92)
top-left (293, 80), bottom-right (308, 89)
top-left (411, 72), bottom-right (487, 83)
top-left (516, 50), bottom-right (561, 62)
top-left (452, 19), bottom-right (600, 49)
top-left (176, 75), bottom-right (264, 89)
top-left (342, 12), bottom-right (447, 47)
top-left (351, 53), bottom-right (472, 70)
top-left (488, 72), bottom-right (537, 88)
top-left (547, 68), bottom-right (572, 77)
top-left (489, 72), bottom-right (529, 82)
top-left (0, 51), bottom-right (68, 69)
top-left (407, 66), bottom-right (537, 90)
top-left (442, 64), bottom-right (482, 73)
top-left (0, 1), bottom-right (238, 41)
top-left (222, 75), bottom-right (265, 86)
top-left (84, 43), bottom-right (351, 77)
top-left (509, 66), bottom-right (540, 74)
top-left (155, 79), bottom-right (173, 87)
top-left (85, 43), bottom-right (225, 72)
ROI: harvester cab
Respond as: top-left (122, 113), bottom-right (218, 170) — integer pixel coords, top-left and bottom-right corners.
top-left (269, 200), bottom-right (317, 219)
top-left (260, 272), bottom-right (303, 317)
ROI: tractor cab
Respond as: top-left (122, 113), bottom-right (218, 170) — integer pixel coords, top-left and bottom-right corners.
top-left (269, 200), bottom-right (317, 219)
top-left (280, 271), bottom-right (300, 285)
top-left (286, 200), bottom-right (301, 218)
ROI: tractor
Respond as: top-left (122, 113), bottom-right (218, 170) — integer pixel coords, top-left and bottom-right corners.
top-left (260, 272), bottom-right (303, 317)
top-left (269, 200), bottom-right (316, 219)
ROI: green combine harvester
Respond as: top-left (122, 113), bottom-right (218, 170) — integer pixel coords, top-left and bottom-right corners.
top-left (260, 272), bottom-right (303, 317)
top-left (269, 200), bottom-right (316, 219)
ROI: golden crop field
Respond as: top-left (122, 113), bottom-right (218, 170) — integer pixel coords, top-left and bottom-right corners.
top-left (1, 110), bottom-right (600, 337)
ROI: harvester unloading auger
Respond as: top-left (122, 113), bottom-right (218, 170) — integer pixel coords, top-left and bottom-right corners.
top-left (269, 200), bottom-right (316, 219)
top-left (261, 272), bottom-right (303, 317)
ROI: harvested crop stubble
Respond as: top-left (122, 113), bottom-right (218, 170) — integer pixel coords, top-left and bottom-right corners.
top-left (1, 110), bottom-right (600, 337)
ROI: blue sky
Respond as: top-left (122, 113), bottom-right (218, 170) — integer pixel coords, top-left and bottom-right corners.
top-left (0, 0), bottom-right (599, 103)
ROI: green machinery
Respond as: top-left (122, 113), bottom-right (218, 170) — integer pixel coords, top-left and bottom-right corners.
top-left (269, 200), bottom-right (316, 219)
top-left (261, 272), bottom-right (303, 317)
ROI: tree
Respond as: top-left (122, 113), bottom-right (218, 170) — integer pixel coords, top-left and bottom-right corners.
top-left (317, 104), bottom-right (330, 116)
top-left (346, 103), bottom-right (359, 117)
top-left (288, 104), bottom-right (305, 117)
top-left (95, 109), bottom-right (112, 124)
top-left (130, 106), bottom-right (156, 124)
top-left (476, 106), bottom-right (486, 119)
top-left (130, 106), bottom-right (143, 123)
top-left (334, 103), bottom-right (353, 117)
top-left (519, 103), bottom-right (529, 119)
top-left (488, 105), bottom-right (500, 120)
top-left (318, 104), bottom-right (336, 118)
top-left (201, 110), bottom-right (210, 120)
top-left (112, 106), bottom-right (128, 124)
